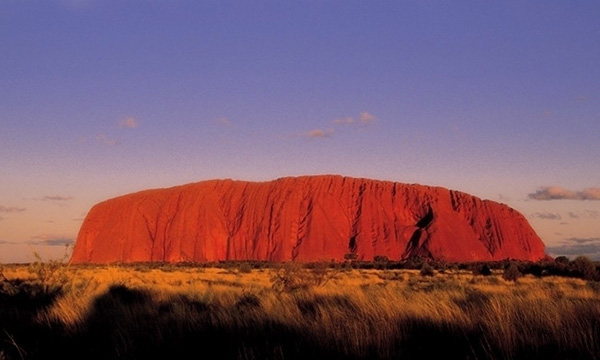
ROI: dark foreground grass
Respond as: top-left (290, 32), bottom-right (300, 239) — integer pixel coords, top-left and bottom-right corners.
top-left (1, 265), bottom-right (600, 360)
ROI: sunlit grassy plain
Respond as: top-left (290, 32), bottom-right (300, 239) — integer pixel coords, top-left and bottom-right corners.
top-left (1, 262), bottom-right (600, 360)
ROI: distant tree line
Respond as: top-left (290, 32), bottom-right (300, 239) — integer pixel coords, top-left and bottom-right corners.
top-left (68, 254), bottom-right (600, 282)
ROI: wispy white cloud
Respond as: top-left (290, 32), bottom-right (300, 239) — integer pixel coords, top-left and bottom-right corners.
top-left (0, 206), bottom-right (26, 213)
top-left (530, 212), bottom-right (562, 220)
top-left (528, 186), bottom-right (600, 201)
top-left (547, 237), bottom-right (600, 260)
top-left (358, 111), bottom-right (376, 124)
top-left (302, 128), bottom-right (334, 138)
top-left (299, 111), bottom-right (376, 139)
top-left (97, 133), bottom-right (119, 146)
top-left (581, 188), bottom-right (600, 199)
top-left (331, 112), bottom-right (377, 126)
top-left (33, 195), bottom-right (73, 202)
top-left (585, 210), bottom-right (600, 219)
top-left (497, 194), bottom-right (512, 202)
top-left (215, 117), bottom-right (231, 126)
top-left (586, 210), bottom-right (600, 219)
top-left (565, 237), bottom-right (600, 244)
top-left (118, 117), bottom-right (139, 129)
top-left (36, 238), bottom-right (75, 246)
top-left (29, 234), bottom-right (75, 247)
top-left (565, 210), bottom-right (599, 219)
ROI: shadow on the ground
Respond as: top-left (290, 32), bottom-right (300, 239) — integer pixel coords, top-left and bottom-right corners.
top-left (1, 282), bottom-right (599, 360)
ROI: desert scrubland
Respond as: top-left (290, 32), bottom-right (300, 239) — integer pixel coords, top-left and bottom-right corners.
top-left (1, 260), bottom-right (600, 360)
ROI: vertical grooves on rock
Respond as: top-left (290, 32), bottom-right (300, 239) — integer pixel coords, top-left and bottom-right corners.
top-left (292, 187), bottom-right (313, 260)
top-left (349, 180), bottom-right (366, 257)
top-left (70, 175), bottom-right (547, 263)
top-left (162, 192), bottom-right (182, 261)
top-left (138, 200), bottom-right (157, 260)
top-left (266, 202), bottom-right (275, 260)
top-left (391, 183), bottom-right (403, 257)
top-left (483, 217), bottom-right (496, 254)
top-left (232, 182), bottom-right (250, 259)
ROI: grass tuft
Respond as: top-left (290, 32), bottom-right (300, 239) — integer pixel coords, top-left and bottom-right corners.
top-left (0, 263), bottom-right (599, 359)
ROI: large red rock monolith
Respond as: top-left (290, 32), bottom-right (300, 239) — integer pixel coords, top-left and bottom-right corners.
top-left (70, 175), bottom-right (546, 263)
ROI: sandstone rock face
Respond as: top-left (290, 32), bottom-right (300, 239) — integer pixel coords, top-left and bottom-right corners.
top-left (70, 175), bottom-right (546, 263)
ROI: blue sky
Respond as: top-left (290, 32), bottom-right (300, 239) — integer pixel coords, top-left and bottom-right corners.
top-left (1, 1), bottom-right (599, 262)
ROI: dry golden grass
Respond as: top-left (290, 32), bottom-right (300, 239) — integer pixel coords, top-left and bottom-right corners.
top-left (1, 263), bottom-right (599, 359)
